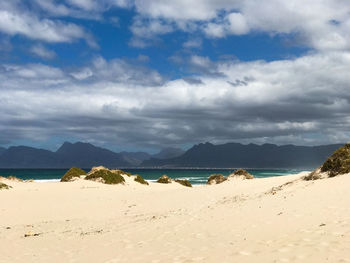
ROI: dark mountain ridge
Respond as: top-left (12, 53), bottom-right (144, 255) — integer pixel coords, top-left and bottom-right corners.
top-left (0, 147), bottom-right (7, 155)
top-left (119, 151), bottom-right (152, 166)
top-left (0, 142), bottom-right (186, 168)
top-left (0, 142), bottom-right (130, 168)
top-left (0, 146), bottom-right (57, 168)
top-left (141, 142), bottom-right (345, 169)
top-left (0, 141), bottom-right (345, 169)
top-left (152, 147), bottom-right (185, 159)
top-left (55, 142), bottom-right (131, 168)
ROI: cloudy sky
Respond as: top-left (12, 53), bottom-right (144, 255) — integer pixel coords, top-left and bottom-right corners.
top-left (1, 0), bottom-right (350, 152)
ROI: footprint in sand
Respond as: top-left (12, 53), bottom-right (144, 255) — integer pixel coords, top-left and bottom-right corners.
top-left (332, 232), bottom-right (344, 236)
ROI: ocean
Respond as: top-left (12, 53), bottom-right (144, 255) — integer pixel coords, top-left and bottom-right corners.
top-left (0, 168), bottom-right (308, 185)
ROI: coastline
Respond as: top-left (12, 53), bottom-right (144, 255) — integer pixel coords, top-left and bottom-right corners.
top-left (1, 171), bottom-right (349, 262)
top-left (0, 168), bottom-right (310, 185)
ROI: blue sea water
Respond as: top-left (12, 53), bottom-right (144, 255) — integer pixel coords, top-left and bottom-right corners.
top-left (0, 168), bottom-right (308, 185)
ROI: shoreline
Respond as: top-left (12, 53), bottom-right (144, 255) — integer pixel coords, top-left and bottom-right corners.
top-left (0, 169), bottom-right (311, 185)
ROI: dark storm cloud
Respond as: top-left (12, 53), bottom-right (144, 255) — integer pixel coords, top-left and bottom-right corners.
top-left (1, 52), bottom-right (350, 149)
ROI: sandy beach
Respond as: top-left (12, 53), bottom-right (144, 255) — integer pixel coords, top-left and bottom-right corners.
top-left (1, 172), bottom-right (349, 263)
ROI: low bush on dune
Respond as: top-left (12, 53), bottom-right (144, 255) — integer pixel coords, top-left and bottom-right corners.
top-left (123, 171), bottom-right (132, 177)
top-left (0, 182), bottom-right (11, 190)
top-left (175, 179), bottom-right (192, 187)
top-left (157, 175), bottom-right (172, 184)
top-left (320, 143), bottom-right (350, 177)
top-left (229, 169), bottom-right (254, 179)
top-left (85, 169), bottom-right (125, 184)
top-left (304, 143), bottom-right (350, 181)
top-left (134, 174), bottom-right (149, 185)
top-left (7, 176), bottom-right (24, 182)
top-left (61, 167), bottom-right (87, 182)
top-left (207, 174), bottom-right (227, 185)
top-left (303, 169), bottom-right (323, 181)
top-left (111, 169), bottom-right (132, 177)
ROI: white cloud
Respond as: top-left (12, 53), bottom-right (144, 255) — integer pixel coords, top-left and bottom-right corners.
top-left (130, 17), bottom-right (174, 38)
top-left (190, 55), bottom-right (211, 68)
top-left (30, 44), bottom-right (56, 59)
top-left (4, 0), bottom-right (350, 52)
top-left (129, 16), bottom-right (174, 48)
top-left (70, 67), bottom-right (93, 80)
top-left (0, 1), bottom-right (97, 47)
top-left (126, 0), bottom-right (350, 52)
top-left (227, 13), bottom-right (249, 35)
top-left (1, 63), bottom-right (66, 84)
top-left (66, 0), bottom-right (97, 10)
top-left (33, 0), bottom-right (77, 17)
top-left (183, 38), bottom-right (202, 49)
top-left (33, 0), bottom-right (131, 17)
top-left (204, 23), bottom-right (226, 38)
top-left (132, 0), bottom-right (244, 21)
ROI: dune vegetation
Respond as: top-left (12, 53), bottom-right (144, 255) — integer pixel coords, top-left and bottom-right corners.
top-left (0, 182), bottom-right (11, 190)
top-left (157, 175), bottom-right (172, 184)
top-left (61, 167), bottom-right (86, 182)
top-left (85, 169), bottom-right (125, 184)
top-left (304, 144), bottom-right (350, 181)
top-left (175, 179), bottom-right (192, 187)
top-left (207, 174), bottom-right (227, 185)
top-left (229, 169), bottom-right (254, 179)
top-left (320, 143), bottom-right (350, 177)
top-left (134, 174), bottom-right (149, 185)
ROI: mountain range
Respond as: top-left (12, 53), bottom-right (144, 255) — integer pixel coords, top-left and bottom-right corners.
top-left (0, 147), bottom-right (6, 155)
top-left (0, 141), bottom-right (344, 169)
top-left (140, 142), bottom-right (344, 169)
top-left (0, 142), bottom-right (184, 168)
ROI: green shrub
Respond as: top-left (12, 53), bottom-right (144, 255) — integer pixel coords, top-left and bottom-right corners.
top-left (7, 176), bottom-right (23, 182)
top-left (207, 174), bottom-right (227, 185)
top-left (0, 182), bottom-right (11, 190)
top-left (321, 144), bottom-right (350, 177)
top-left (175, 179), bottom-right (192, 187)
top-left (134, 174), bottom-right (149, 185)
top-left (61, 167), bottom-right (86, 182)
top-left (157, 175), bottom-right (172, 184)
top-left (303, 169), bottom-right (322, 181)
top-left (123, 171), bottom-right (132, 177)
top-left (230, 169), bottom-right (254, 179)
top-left (85, 169), bottom-right (125, 184)
top-left (111, 169), bottom-right (132, 177)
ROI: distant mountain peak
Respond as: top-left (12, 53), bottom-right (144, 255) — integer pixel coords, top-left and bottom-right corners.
top-left (0, 141), bottom-right (133, 168)
top-left (152, 147), bottom-right (185, 160)
top-left (56, 141), bottom-right (98, 153)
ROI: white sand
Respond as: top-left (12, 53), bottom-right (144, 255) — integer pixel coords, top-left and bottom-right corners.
top-left (1, 172), bottom-right (350, 263)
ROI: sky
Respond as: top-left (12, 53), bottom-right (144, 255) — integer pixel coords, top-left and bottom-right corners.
top-left (1, 0), bottom-right (350, 152)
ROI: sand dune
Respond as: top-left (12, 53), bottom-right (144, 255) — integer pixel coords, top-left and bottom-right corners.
top-left (1, 172), bottom-right (350, 263)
